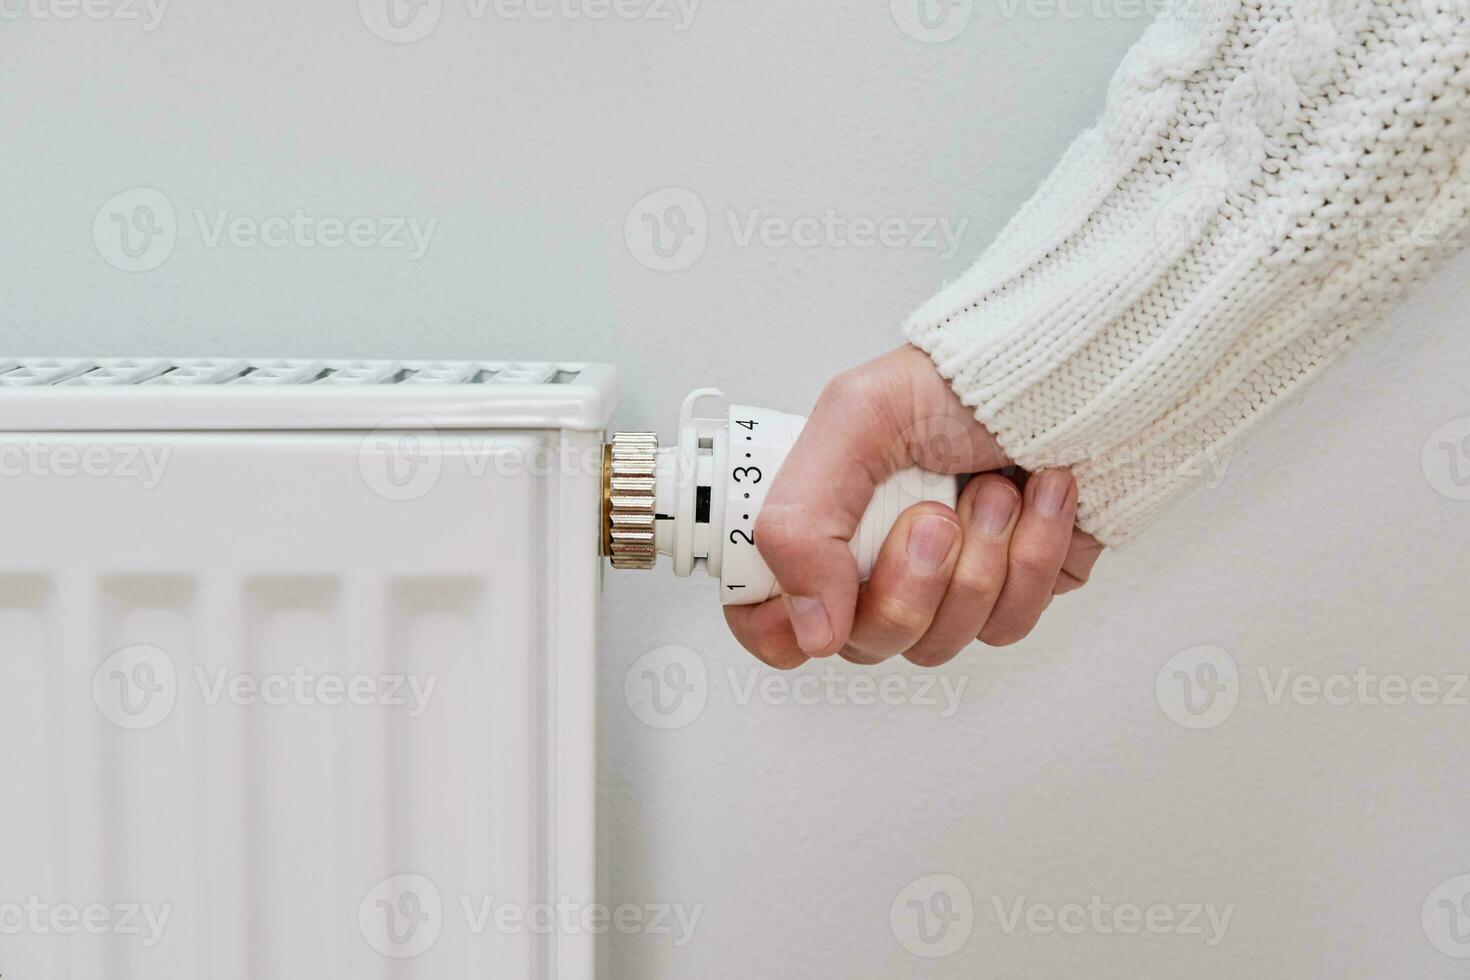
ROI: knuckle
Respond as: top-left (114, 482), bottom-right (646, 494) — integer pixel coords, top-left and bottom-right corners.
top-left (866, 593), bottom-right (933, 641)
top-left (979, 619), bottom-right (1029, 648)
top-left (1010, 546), bottom-right (1055, 580)
top-left (948, 565), bottom-right (1005, 606)
top-left (753, 504), bottom-right (808, 561)
top-left (820, 368), bottom-right (875, 408)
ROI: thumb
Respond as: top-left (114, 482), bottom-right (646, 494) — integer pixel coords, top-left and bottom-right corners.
top-left (754, 366), bottom-right (910, 656)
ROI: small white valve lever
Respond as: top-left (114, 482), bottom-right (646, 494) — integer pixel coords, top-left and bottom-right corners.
top-left (604, 389), bottom-right (960, 606)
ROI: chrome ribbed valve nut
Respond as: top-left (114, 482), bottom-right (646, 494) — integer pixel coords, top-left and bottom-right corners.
top-left (603, 431), bottom-right (659, 570)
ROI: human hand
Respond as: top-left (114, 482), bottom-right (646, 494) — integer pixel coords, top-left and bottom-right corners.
top-left (724, 345), bottom-right (1103, 669)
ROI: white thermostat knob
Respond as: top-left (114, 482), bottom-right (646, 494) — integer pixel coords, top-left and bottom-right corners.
top-left (605, 389), bottom-right (959, 605)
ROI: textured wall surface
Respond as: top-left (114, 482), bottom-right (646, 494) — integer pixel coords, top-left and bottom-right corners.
top-left (3, 2), bottom-right (1468, 976)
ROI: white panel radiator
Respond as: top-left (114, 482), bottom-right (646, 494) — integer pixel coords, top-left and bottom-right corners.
top-left (0, 359), bottom-right (614, 980)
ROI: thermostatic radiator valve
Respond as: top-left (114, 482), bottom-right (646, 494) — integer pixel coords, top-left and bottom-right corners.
top-left (603, 389), bottom-right (959, 606)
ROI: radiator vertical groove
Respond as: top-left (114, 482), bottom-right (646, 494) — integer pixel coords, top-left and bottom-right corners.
top-left (60, 572), bottom-right (108, 980)
top-left (202, 572), bottom-right (248, 980)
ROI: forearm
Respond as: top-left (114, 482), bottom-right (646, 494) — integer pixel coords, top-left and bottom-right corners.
top-left (908, 1), bottom-right (1470, 544)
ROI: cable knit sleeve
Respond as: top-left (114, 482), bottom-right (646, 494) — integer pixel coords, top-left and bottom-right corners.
top-left (905, 0), bottom-right (1470, 545)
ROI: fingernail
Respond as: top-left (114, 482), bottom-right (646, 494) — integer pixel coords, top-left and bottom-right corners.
top-left (1034, 470), bottom-right (1074, 519)
top-left (907, 515), bottom-right (959, 573)
top-left (784, 595), bottom-right (834, 653)
top-left (972, 482), bottom-right (1018, 536)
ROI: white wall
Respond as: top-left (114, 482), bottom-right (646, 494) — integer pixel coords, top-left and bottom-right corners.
top-left (4, 1), bottom-right (1469, 976)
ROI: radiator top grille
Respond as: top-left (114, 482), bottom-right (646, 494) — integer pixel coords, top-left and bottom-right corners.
top-left (0, 358), bottom-right (581, 388)
top-left (0, 358), bottom-right (615, 431)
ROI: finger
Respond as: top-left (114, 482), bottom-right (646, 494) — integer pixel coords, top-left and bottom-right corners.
top-left (838, 644), bottom-right (888, 666)
top-left (979, 469), bottom-right (1077, 647)
top-left (724, 600), bottom-right (810, 671)
top-left (755, 368), bottom-right (907, 657)
top-left (904, 475), bottom-right (1021, 668)
top-left (1054, 528), bottom-right (1105, 595)
top-left (843, 502), bottom-right (963, 662)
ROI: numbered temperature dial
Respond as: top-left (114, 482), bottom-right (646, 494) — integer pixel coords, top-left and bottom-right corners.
top-left (606, 389), bottom-right (959, 606)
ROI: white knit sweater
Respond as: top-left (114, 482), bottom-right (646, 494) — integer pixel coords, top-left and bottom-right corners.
top-left (906, 0), bottom-right (1470, 545)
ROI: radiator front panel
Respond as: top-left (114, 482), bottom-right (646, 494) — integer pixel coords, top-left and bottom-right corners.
top-left (0, 429), bottom-right (600, 979)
